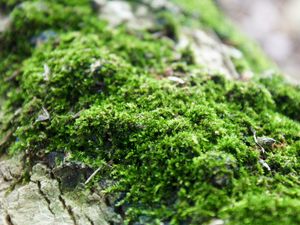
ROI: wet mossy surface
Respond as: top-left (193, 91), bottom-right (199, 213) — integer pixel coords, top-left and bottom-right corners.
top-left (1, 1), bottom-right (300, 224)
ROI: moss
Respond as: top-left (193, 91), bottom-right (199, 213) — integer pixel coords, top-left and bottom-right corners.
top-left (221, 193), bottom-right (300, 224)
top-left (0, 1), bottom-right (91, 54)
top-left (1, 0), bottom-right (300, 224)
top-left (259, 75), bottom-right (300, 121)
top-left (0, 0), bottom-right (22, 12)
top-left (155, 12), bottom-right (180, 41)
top-left (108, 33), bottom-right (174, 69)
top-left (0, 0), bottom-right (90, 13)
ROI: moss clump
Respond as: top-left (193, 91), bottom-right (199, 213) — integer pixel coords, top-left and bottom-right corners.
top-left (155, 12), bottom-right (180, 41)
top-left (1, 1), bottom-right (300, 225)
top-left (0, 1), bottom-right (91, 55)
top-left (0, 0), bottom-right (90, 13)
top-left (259, 75), bottom-right (300, 121)
top-left (108, 33), bottom-right (174, 69)
top-left (222, 193), bottom-right (300, 224)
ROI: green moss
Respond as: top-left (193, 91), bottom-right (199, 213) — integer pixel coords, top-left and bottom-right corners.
top-left (0, 0), bottom-right (22, 12)
top-left (0, 1), bottom-right (91, 54)
top-left (1, 0), bottom-right (300, 224)
top-left (259, 75), bottom-right (300, 121)
top-left (0, 0), bottom-right (90, 13)
top-left (108, 33), bottom-right (174, 69)
top-left (155, 12), bottom-right (180, 41)
top-left (222, 193), bottom-right (300, 224)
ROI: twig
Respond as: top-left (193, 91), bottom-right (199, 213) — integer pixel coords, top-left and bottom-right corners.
top-left (84, 167), bottom-right (102, 185)
top-left (4, 70), bottom-right (20, 82)
top-left (84, 161), bottom-right (113, 185)
top-left (259, 159), bottom-right (271, 171)
top-left (251, 127), bottom-right (265, 154)
top-left (43, 64), bottom-right (50, 81)
top-left (251, 127), bottom-right (271, 171)
top-left (0, 130), bottom-right (13, 147)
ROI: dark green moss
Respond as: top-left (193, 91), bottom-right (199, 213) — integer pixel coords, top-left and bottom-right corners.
top-left (155, 12), bottom-right (180, 41)
top-left (259, 75), bottom-right (300, 121)
top-left (0, 0), bottom-right (90, 13)
top-left (1, 1), bottom-right (300, 225)
top-left (222, 193), bottom-right (300, 224)
top-left (0, 1), bottom-right (91, 54)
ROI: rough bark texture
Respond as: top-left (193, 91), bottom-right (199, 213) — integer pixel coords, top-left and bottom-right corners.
top-left (0, 154), bottom-right (121, 225)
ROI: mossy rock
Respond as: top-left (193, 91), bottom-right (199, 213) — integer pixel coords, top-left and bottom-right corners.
top-left (1, 0), bottom-right (300, 224)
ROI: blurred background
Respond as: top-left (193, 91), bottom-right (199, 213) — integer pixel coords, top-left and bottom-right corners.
top-left (0, 0), bottom-right (299, 82)
top-left (217, 0), bottom-right (300, 83)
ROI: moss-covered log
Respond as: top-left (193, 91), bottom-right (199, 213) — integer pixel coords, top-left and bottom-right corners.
top-left (1, 1), bottom-right (300, 224)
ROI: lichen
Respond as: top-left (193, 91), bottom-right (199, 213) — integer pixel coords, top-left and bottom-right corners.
top-left (1, 1), bottom-right (300, 225)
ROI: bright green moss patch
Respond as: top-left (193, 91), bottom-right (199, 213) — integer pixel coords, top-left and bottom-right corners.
top-left (222, 193), bottom-right (300, 224)
top-left (1, 1), bottom-right (300, 225)
top-left (108, 33), bottom-right (174, 69)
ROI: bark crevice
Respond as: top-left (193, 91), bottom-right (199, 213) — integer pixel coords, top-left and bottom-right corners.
top-left (35, 180), bottom-right (55, 216)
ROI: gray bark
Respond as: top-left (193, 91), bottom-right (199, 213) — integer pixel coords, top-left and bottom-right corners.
top-left (0, 154), bottom-right (121, 225)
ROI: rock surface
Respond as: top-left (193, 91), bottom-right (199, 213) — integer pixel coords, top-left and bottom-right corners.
top-left (0, 155), bottom-right (121, 225)
top-left (93, 0), bottom-right (242, 79)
